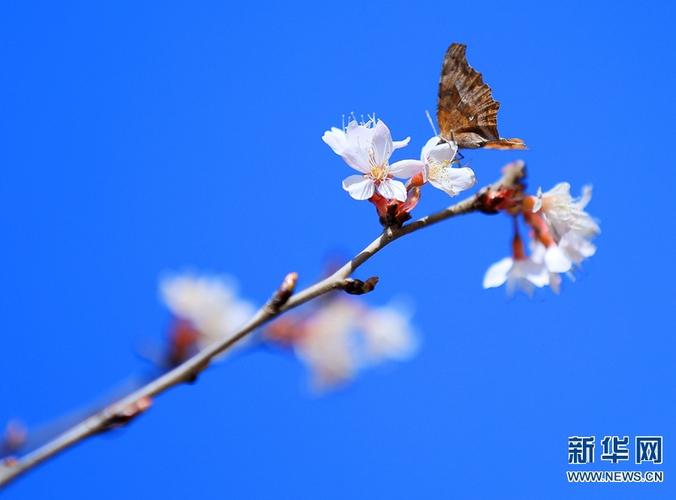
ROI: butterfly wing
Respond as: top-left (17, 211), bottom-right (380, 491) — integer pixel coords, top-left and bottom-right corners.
top-left (437, 43), bottom-right (525, 150)
top-left (482, 138), bottom-right (526, 150)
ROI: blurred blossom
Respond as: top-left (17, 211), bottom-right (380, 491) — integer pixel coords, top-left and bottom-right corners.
top-left (483, 256), bottom-right (550, 295)
top-left (557, 230), bottom-right (597, 265)
top-left (530, 242), bottom-right (566, 294)
top-left (361, 305), bottom-right (417, 361)
top-left (296, 300), bottom-right (358, 387)
top-left (533, 183), bottom-right (599, 238)
top-left (530, 182), bottom-right (599, 268)
top-left (484, 175), bottom-right (600, 296)
top-left (160, 274), bottom-right (256, 364)
top-left (0, 420), bottom-right (27, 458)
top-left (483, 252), bottom-right (550, 296)
top-left (266, 297), bottom-right (417, 391)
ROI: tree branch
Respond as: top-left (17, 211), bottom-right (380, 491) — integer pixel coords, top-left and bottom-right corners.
top-left (0, 161), bottom-right (525, 489)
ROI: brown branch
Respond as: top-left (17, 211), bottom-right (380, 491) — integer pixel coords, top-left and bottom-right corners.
top-left (0, 161), bottom-right (525, 489)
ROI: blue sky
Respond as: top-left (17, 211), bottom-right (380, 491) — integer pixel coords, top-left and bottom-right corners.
top-left (1, 1), bottom-right (675, 498)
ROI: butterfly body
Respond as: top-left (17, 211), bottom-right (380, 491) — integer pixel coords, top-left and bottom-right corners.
top-left (437, 43), bottom-right (526, 150)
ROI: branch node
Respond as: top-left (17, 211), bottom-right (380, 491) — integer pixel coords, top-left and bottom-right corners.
top-left (342, 276), bottom-right (380, 295)
top-left (267, 272), bottom-right (299, 312)
top-left (475, 160), bottom-right (527, 213)
top-left (100, 396), bottom-right (153, 432)
top-left (183, 364), bottom-right (206, 384)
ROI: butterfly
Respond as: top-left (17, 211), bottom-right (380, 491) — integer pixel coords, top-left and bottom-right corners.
top-left (437, 43), bottom-right (526, 150)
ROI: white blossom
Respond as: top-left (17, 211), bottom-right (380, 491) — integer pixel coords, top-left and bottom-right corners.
top-left (361, 304), bottom-right (417, 362)
top-left (160, 273), bottom-right (255, 351)
top-left (420, 137), bottom-right (476, 196)
top-left (557, 230), bottom-right (597, 265)
top-left (533, 183), bottom-right (600, 239)
top-left (483, 255), bottom-right (551, 296)
top-left (539, 243), bottom-right (572, 274)
top-left (295, 300), bottom-right (358, 388)
top-left (323, 119), bottom-right (424, 202)
top-left (295, 299), bottom-right (417, 390)
top-left (530, 242), bottom-right (568, 293)
top-left (532, 182), bottom-right (599, 269)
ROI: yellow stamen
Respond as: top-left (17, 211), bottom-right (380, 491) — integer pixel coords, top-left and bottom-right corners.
top-left (368, 147), bottom-right (389, 181)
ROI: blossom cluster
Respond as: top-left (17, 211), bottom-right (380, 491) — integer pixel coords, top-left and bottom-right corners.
top-left (154, 117), bottom-right (599, 388)
top-left (322, 117), bottom-right (599, 295)
top-left (159, 274), bottom-right (415, 390)
top-left (264, 296), bottom-right (416, 391)
top-left (482, 180), bottom-right (600, 295)
top-left (159, 274), bottom-right (256, 365)
top-left (323, 117), bottom-right (476, 225)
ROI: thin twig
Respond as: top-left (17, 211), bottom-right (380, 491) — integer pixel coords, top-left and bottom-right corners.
top-left (0, 161), bottom-right (525, 489)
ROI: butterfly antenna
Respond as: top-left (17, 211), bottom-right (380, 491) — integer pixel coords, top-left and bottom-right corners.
top-left (425, 109), bottom-right (438, 136)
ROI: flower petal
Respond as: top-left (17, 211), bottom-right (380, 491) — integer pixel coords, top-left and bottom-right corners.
top-left (544, 245), bottom-right (572, 273)
top-left (339, 121), bottom-right (374, 173)
top-left (532, 187), bottom-right (543, 212)
top-left (519, 260), bottom-right (551, 287)
top-left (529, 242), bottom-right (547, 262)
top-left (340, 147), bottom-right (371, 173)
top-left (577, 185), bottom-right (593, 209)
top-left (345, 120), bottom-right (373, 149)
top-left (549, 182), bottom-right (571, 198)
top-left (428, 167), bottom-right (477, 196)
top-left (420, 136), bottom-right (441, 161)
top-left (322, 124), bottom-right (371, 172)
top-left (376, 179), bottom-right (407, 202)
top-left (483, 257), bottom-right (513, 288)
top-left (362, 305), bottom-right (417, 361)
top-left (389, 159), bottom-right (425, 178)
top-left (322, 127), bottom-right (348, 156)
top-left (392, 136), bottom-right (411, 150)
top-left (559, 231), bottom-right (597, 264)
top-left (549, 272), bottom-right (562, 294)
top-left (371, 120), bottom-right (393, 165)
top-left (428, 140), bottom-right (458, 164)
top-left (342, 175), bottom-right (375, 200)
